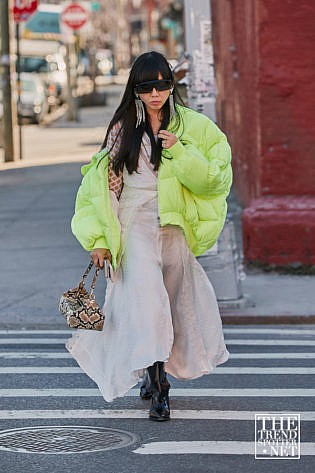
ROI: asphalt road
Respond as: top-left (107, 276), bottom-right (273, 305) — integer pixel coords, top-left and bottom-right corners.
top-left (0, 325), bottom-right (314, 473)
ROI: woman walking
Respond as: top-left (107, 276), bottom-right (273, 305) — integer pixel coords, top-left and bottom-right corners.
top-left (67, 51), bottom-right (232, 421)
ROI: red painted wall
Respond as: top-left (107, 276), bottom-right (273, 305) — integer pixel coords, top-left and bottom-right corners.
top-left (211, 0), bottom-right (315, 266)
top-left (212, 0), bottom-right (261, 204)
top-left (258, 0), bottom-right (315, 196)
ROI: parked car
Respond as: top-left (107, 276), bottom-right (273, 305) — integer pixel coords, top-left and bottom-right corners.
top-left (18, 73), bottom-right (49, 124)
top-left (18, 53), bottom-right (67, 106)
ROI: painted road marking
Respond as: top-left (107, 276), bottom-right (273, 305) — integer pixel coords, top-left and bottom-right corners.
top-left (226, 340), bottom-right (315, 346)
top-left (133, 441), bottom-right (315, 455)
top-left (1, 328), bottom-right (315, 335)
top-left (0, 366), bottom-right (314, 375)
top-left (1, 338), bottom-right (315, 346)
top-left (230, 353), bottom-right (315, 359)
top-left (0, 352), bottom-right (71, 359)
top-left (224, 328), bottom-right (315, 336)
top-left (1, 351), bottom-right (315, 359)
top-left (0, 388), bottom-right (314, 397)
top-left (0, 330), bottom-right (74, 335)
top-left (0, 339), bottom-right (70, 345)
top-left (0, 409), bottom-right (313, 420)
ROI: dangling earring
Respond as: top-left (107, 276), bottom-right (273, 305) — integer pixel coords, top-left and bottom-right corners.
top-left (135, 93), bottom-right (145, 127)
top-left (169, 88), bottom-right (176, 119)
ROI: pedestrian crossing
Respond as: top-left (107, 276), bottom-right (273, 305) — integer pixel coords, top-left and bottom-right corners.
top-left (1, 387), bottom-right (314, 397)
top-left (1, 351), bottom-right (315, 359)
top-left (1, 366), bottom-right (315, 374)
top-left (1, 337), bottom-right (315, 345)
top-left (0, 327), bottom-right (314, 458)
top-left (0, 409), bottom-right (314, 421)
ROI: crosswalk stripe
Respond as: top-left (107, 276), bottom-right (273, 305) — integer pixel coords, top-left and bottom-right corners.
top-left (1, 351), bottom-right (315, 359)
top-left (0, 352), bottom-right (71, 359)
top-left (0, 388), bottom-right (314, 397)
top-left (0, 330), bottom-right (74, 335)
top-left (230, 353), bottom-right (315, 359)
top-left (0, 409), bottom-right (313, 420)
top-left (224, 328), bottom-right (315, 335)
top-left (0, 366), bottom-right (314, 374)
top-left (1, 328), bottom-right (315, 335)
top-left (0, 339), bottom-right (69, 344)
top-left (132, 441), bottom-right (314, 455)
top-left (1, 338), bottom-right (315, 346)
top-left (197, 367), bottom-right (315, 374)
top-left (227, 340), bottom-right (315, 346)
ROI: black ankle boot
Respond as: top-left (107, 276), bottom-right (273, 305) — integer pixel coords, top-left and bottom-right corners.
top-left (139, 369), bottom-right (153, 400)
top-left (147, 362), bottom-right (170, 421)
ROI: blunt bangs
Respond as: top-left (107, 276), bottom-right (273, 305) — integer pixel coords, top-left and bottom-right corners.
top-left (131, 52), bottom-right (174, 87)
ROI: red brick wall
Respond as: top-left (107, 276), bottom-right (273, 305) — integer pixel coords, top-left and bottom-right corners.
top-left (258, 0), bottom-right (315, 196)
top-left (211, 0), bottom-right (315, 265)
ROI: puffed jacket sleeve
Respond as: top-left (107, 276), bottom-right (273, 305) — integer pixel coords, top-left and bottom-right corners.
top-left (71, 161), bottom-right (110, 251)
top-left (167, 118), bottom-right (232, 197)
top-left (71, 131), bottom-right (122, 269)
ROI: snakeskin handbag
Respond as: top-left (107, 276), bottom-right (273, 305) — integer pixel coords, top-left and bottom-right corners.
top-left (59, 260), bottom-right (104, 331)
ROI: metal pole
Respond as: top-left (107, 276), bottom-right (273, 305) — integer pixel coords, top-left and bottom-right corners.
top-left (0, 0), bottom-right (15, 162)
top-left (16, 22), bottom-right (23, 160)
top-left (66, 43), bottom-right (74, 121)
top-left (184, 0), bottom-right (245, 307)
top-left (183, 0), bottom-right (216, 120)
top-left (65, 41), bottom-right (78, 121)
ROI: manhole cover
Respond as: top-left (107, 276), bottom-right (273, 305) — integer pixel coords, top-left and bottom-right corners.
top-left (0, 426), bottom-right (138, 455)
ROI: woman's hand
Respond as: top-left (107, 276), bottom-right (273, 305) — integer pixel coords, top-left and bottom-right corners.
top-left (158, 130), bottom-right (178, 149)
top-left (90, 248), bottom-right (112, 268)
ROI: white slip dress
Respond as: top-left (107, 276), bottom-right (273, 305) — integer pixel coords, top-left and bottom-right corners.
top-left (66, 134), bottom-right (229, 402)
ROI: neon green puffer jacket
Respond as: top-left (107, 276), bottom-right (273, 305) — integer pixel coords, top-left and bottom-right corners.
top-left (71, 105), bottom-right (232, 270)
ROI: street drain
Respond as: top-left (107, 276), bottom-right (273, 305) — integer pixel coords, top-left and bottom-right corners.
top-left (0, 426), bottom-right (138, 455)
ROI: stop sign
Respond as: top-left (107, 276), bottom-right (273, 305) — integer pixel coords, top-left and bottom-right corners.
top-left (14, 0), bottom-right (38, 23)
top-left (61, 2), bottom-right (89, 30)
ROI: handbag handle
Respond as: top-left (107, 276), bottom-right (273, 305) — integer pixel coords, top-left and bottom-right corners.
top-left (78, 260), bottom-right (101, 296)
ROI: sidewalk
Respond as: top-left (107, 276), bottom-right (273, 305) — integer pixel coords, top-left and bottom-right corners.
top-left (0, 84), bottom-right (123, 169)
top-left (0, 90), bottom-right (314, 329)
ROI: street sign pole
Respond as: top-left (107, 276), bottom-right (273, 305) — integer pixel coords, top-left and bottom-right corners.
top-left (16, 22), bottom-right (23, 160)
top-left (0, 0), bottom-right (16, 162)
top-left (13, 0), bottom-right (38, 160)
top-left (65, 40), bottom-right (78, 122)
top-left (60, 2), bottom-right (90, 122)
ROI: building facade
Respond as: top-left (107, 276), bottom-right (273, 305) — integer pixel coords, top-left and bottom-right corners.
top-left (212, 0), bottom-right (315, 267)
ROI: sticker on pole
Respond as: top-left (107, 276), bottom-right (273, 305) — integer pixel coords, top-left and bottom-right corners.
top-left (61, 2), bottom-right (90, 30)
top-left (14, 0), bottom-right (38, 23)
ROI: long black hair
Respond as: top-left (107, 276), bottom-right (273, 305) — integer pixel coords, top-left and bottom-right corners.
top-left (100, 51), bottom-right (184, 175)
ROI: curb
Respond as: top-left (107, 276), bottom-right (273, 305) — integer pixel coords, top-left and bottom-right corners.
top-left (0, 156), bottom-right (88, 171)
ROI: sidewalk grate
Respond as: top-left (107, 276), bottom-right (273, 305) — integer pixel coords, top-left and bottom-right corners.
top-left (0, 426), bottom-right (138, 454)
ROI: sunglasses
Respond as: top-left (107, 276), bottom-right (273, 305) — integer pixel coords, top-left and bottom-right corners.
top-left (134, 79), bottom-right (172, 94)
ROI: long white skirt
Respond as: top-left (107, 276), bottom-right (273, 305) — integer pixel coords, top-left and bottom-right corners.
top-left (66, 197), bottom-right (229, 402)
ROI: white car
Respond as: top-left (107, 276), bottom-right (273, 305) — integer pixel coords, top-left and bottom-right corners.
top-left (19, 53), bottom-right (67, 105)
top-left (17, 73), bottom-right (49, 124)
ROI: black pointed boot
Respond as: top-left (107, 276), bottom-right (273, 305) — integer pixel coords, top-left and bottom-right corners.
top-left (139, 369), bottom-right (153, 400)
top-left (147, 362), bottom-right (170, 421)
